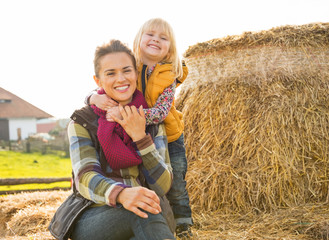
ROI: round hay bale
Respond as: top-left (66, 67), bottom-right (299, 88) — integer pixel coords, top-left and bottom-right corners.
top-left (178, 22), bottom-right (329, 214)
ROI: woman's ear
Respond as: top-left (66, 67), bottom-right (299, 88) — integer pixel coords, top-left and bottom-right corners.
top-left (93, 75), bottom-right (101, 87)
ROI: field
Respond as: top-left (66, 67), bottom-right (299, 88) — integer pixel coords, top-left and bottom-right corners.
top-left (0, 151), bottom-right (71, 192)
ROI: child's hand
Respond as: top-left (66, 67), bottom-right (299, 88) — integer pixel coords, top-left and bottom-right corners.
top-left (106, 106), bottom-right (122, 122)
top-left (90, 93), bottom-right (118, 111)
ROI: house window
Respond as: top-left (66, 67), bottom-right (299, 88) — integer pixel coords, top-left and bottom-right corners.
top-left (0, 99), bottom-right (11, 103)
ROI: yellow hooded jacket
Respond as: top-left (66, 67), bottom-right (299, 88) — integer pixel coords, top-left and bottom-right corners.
top-left (137, 63), bottom-right (188, 143)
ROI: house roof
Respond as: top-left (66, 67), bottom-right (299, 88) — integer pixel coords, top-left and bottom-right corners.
top-left (37, 122), bottom-right (57, 133)
top-left (0, 87), bottom-right (53, 119)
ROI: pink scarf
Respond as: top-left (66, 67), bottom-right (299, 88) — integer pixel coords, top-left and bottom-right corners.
top-left (91, 89), bottom-right (149, 170)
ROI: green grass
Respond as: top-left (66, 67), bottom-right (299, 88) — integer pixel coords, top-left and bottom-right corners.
top-left (0, 151), bottom-right (72, 192)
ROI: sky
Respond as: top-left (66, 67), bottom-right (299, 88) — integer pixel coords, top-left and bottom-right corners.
top-left (0, 0), bottom-right (328, 119)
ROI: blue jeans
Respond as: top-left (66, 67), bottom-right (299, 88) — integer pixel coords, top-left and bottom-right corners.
top-left (167, 134), bottom-right (193, 225)
top-left (71, 205), bottom-right (175, 240)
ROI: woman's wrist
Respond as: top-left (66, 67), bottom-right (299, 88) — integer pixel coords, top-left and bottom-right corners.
top-left (116, 188), bottom-right (126, 204)
top-left (131, 132), bottom-right (147, 142)
top-left (133, 133), bottom-right (152, 149)
top-left (108, 185), bottom-right (129, 207)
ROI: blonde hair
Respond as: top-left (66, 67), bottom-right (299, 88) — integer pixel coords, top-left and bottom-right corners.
top-left (133, 18), bottom-right (183, 80)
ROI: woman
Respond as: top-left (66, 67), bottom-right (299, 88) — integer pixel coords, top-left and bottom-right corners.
top-left (67, 40), bottom-right (175, 240)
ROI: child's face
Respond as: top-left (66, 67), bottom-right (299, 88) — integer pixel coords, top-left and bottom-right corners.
top-left (140, 28), bottom-right (170, 63)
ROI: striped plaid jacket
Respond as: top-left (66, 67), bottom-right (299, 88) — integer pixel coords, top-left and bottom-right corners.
top-left (68, 106), bottom-right (173, 207)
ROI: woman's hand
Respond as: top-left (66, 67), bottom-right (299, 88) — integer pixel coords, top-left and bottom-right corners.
top-left (110, 105), bottom-right (146, 142)
top-left (117, 186), bottom-right (161, 218)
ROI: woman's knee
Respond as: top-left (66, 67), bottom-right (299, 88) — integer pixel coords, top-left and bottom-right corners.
top-left (132, 212), bottom-right (175, 239)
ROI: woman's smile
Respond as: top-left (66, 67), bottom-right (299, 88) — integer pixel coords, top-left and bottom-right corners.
top-left (114, 84), bottom-right (130, 92)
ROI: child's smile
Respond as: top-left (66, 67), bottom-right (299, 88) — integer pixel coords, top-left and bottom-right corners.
top-left (140, 29), bottom-right (170, 64)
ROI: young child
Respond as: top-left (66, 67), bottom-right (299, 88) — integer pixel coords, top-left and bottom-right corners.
top-left (86, 18), bottom-right (193, 238)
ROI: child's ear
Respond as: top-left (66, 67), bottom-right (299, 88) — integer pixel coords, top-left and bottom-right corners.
top-left (93, 75), bottom-right (101, 87)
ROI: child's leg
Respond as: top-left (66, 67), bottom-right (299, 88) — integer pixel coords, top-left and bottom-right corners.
top-left (167, 134), bottom-right (193, 227)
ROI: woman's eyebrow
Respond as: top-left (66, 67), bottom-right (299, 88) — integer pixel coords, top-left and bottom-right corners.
top-left (123, 66), bottom-right (133, 70)
top-left (104, 66), bottom-right (133, 72)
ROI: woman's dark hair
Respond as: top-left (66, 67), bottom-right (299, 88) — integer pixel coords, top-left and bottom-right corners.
top-left (94, 39), bottom-right (137, 78)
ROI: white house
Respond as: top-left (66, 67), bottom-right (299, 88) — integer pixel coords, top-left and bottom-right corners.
top-left (0, 87), bottom-right (53, 141)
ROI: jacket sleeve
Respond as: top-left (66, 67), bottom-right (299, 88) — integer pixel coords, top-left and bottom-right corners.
top-left (68, 121), bottom-right (129, 207)
top-left (133, 124), bottom-right (173, 197)
top-left (143, 83), bottom-right (175, 125)
top-left (84, 89), bottom-right (98, 105)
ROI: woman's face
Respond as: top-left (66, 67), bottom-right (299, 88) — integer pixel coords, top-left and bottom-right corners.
top-left (94, 52), bottom-right (137, 105)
